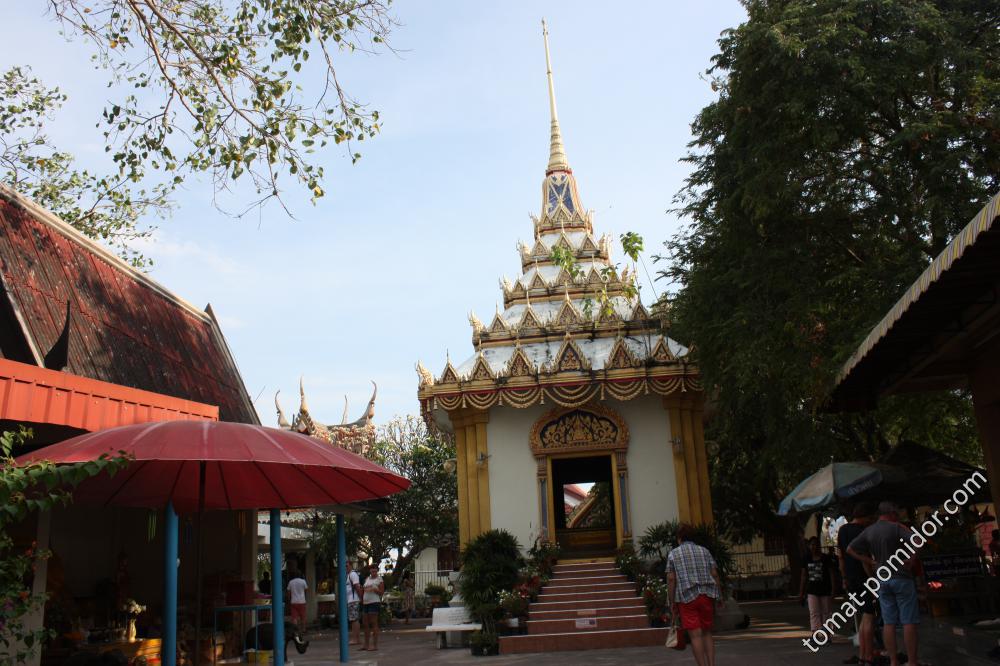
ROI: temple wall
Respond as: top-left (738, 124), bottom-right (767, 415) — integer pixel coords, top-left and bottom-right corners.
top-left (487, 403), bottom-right (547, 551)
top-left (485, 395), bottom-right (682, 552)
top-left (617, 395), bottom-right (679, 539)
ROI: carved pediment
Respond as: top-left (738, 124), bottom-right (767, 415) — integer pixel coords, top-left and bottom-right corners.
top-left (519, 306), bottom-right (543, 329)
top-left (530, 272), bottom-right (549, 290)
top-left (554, 299), bottom-right (581, 326)
top-left (488, 312), bottom-right (509, 334)
top-left (439, 362), bottom-right (460, 384)
top-left (531, 239), bottom-right (549, 258)
top-left (470, 354), bottom-right (495, 381)
top-left (529, 403), bottom-right (629, 455)
top-left (505, 347), bottom-right (536, 377)
top-left (552, 335), bottom-right (589, 372)
top-left (579, 234), bottom-right (599, 254)
top-left (651, 336), bottom-right (675, 363)
top-left (630, 302), bottom-right (650, 320)
top-left (606, 338), bottom-right (640, 370)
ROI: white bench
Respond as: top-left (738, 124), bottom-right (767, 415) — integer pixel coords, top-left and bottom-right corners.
top-left (426, 607), bottom-right (481, 648)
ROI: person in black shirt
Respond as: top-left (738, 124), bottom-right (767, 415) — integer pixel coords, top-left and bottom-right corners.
top-left (799, 536), bottom-right (835, 633)
top-left (838, 503), bottom-right (876, 665)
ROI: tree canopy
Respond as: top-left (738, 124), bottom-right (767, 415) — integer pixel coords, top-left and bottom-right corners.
top-left (2, 1), bottom-right (394, 264)
top-left (661, 0), bottom-right (999, 540)
top-left (310, 416), bottom-right (457, 574)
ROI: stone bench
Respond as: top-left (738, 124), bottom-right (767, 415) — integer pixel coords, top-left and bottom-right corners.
top-left (426, 607), bottom-right (481, 648)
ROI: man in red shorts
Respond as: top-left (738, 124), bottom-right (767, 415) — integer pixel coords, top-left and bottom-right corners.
top-left (667, 524), bottom-right (722, 666)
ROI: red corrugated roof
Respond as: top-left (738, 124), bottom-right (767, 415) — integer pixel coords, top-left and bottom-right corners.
top-left (0, 357), bottom-right (217, 431)
top-left (0, 186), bottom-right (258, 424)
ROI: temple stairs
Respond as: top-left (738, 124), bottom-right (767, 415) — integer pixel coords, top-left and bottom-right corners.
top-left (498, 560), bottom-right (668, 654)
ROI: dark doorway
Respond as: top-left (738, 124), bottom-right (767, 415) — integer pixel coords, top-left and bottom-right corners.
top-left (551, 455), bottom-right (616, 558)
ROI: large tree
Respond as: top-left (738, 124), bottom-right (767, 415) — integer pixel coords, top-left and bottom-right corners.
top-left (662, 0), bottom-right (999, 542)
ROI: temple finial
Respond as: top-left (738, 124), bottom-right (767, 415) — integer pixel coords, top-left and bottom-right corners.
top-left (542, 19), bottom-right (569, 174)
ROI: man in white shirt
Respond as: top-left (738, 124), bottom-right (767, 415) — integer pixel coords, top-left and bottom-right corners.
top-left (287, 572), bottom-right (308, 633)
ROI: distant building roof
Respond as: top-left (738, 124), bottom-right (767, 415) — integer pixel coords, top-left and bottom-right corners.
top-left (0, 185), bottom-right (259, 424)
top-left (831, 191), bottom-right (1000, 409)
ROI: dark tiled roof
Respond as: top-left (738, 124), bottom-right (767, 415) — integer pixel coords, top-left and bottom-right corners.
top-left (0, 185), bottom-right (259, 424)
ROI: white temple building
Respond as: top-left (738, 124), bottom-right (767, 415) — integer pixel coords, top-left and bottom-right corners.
top-left (417, 23), bottom-right (712, 557)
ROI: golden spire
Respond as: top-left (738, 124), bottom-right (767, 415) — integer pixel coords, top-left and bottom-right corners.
top-left (542, 19), bottom-right (569, 174)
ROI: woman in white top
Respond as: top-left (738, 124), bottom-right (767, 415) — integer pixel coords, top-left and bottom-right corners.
top-left (360, 563), bottom-right (384, 651)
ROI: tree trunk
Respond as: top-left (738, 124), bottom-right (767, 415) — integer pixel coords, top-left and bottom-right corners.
top-left (781, 516), bottom-right (805, 597)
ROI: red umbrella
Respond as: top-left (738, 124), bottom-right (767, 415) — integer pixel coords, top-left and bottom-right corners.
top-left (15, 420), bottom-right (410, 513)
top-left (16, 420), bottom-right (408, 666)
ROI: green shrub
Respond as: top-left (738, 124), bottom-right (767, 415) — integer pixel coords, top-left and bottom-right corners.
top-left (424, 583), bottom-right (448, 597)
top-left (460, 529), bottom-right (523, 652)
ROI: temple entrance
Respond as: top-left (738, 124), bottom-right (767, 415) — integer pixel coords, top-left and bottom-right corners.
top-left (550, 454), bottom-right (617, 558)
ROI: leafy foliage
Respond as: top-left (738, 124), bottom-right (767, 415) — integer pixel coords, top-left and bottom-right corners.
top-left (35, 0), bottom-right (394, 219)
top-left (310, 416), bottom-right (457, 574)
top-left (459, 529), bottom-right (523, 648)
top-left (660, 0), bottom-right (998, 541)
top-left (0, 66), bottom-right (170, 267)
top-left (549, 233), bottom-right (642, 318)
top-left (0, 429), bottom-right (128, 663)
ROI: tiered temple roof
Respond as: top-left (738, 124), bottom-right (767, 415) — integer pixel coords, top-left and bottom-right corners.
top-left (417, 22), bottom-right (699, 413)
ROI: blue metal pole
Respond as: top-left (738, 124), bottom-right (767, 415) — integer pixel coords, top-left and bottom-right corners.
top-left (337, 514), bottom-right (349, 663)
top-left (163, 501), bottom-right (178, 666)
top-left (270, 509), bottom-right (285, 666)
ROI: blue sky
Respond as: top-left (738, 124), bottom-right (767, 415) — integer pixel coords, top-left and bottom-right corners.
top-left (2, 1), bottom-right (747, 424)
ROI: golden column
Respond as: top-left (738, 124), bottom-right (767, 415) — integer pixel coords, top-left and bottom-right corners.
top-left (664, 396), bottom-right (713, 524)
top-left (449, 408), bottom-right (491, 547)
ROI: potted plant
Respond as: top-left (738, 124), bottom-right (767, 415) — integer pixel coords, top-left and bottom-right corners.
top-left (460, 529), bottom-right (524, 657)
top-left (424, 583), bottom-right (448, 607)
top-left (469, 628), bottom-right (500, 656)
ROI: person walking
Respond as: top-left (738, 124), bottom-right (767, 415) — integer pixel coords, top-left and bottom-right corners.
top-left (848, 501), bottom-right (923, 666)
top-left (361, 563), bottom-right (384, 651)
top-left (258, 570), bottom-right (271, 596)
top-left (838, 504), bottom-right (877, 666)
top-left (401, 571), bottom-right (415, 624)
top-left (346, 561), bottom-right (362, 646)
top-left (287, 571), bottom-right (309, 634)
top-left (799, 536), bottom-right (835, 633)
top-left (667, 524), bottom-right (722, 666)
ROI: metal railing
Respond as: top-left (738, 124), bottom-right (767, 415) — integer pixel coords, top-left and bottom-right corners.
top-left (412, 570), bottom-right (453, 594)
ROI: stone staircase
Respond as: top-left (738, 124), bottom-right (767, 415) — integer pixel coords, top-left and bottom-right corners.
top-left (499, 560), bottom-right (668, 654)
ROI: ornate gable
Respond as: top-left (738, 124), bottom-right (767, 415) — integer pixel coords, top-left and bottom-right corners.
top-left (630, 302), bottom-right (650, 320)
top-left (531, 239), bottom-right (549, 258)
top-left (606, 338), bottom-right (639, 370)
top-left (470, 353), bottom-right (495, 381)
top-left (587, 266), bottom-right (603, 284)
top-left (519, 306), bottom-right (543, 329)
top-left (439, 361), bottom-right (460, 384)
top-left (489, 312), bottom-right (509, 334)
top-left (504, 346), bottom-right (536, 377)
top-left (580, 234), bottom-right (599, 254)
top-left (554, 298), bottom-right (581, 326)
top-left (651, 336), bottom-right (674, 363)
top-left (529, 272), bottom-right (549, 290)
top-left (552, 335), bottom-right (589, 372)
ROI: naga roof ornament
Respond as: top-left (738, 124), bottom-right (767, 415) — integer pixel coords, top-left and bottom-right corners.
top-left (275, 378), bottom-right (377, 456)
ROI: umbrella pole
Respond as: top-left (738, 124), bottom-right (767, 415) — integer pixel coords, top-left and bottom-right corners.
top-left (163, 501), bottom-right (179, 666)
top-left (194, 461), bottom-right (206, 666)
top-left (337, 514), bottom-right (348, 663)
top-left (270, 509), bottom-right (285, 666)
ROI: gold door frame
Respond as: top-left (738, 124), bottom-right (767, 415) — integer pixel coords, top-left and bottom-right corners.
top-left (530, 403), bottom-right (632, 547)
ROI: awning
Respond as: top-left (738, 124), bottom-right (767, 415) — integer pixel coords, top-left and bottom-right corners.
top-left (831, 191), bottom-right (1000, 409)
top-left (0, 357), bottom-right (218, 431)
